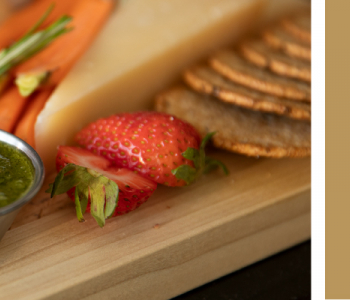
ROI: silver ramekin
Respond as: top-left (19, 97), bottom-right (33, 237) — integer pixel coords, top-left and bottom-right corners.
top-left (0, 130), bottom-right (45, 241)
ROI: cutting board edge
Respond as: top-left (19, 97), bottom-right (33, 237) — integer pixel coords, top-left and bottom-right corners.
top-left (48, 213), bottom-right (311, 300)
top-left (37, 188), bottom-right (311, 300)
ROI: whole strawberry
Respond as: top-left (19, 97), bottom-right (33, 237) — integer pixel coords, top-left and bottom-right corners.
top-left (76, 112), bottom-right (227, 187)
top-left (47, 146), bottom-right (157, 227)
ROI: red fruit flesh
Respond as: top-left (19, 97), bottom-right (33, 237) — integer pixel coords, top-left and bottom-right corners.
top-left (56, 146), bottom-right (110, 172)
top-left (75, 112), bottom-right (201, 186)
top-left (56, 146), bottom-right (157, 217)
top-left (100, 167), bottom-right (156, 215)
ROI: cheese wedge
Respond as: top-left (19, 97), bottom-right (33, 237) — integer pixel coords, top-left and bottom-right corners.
top-left (34, 0), bottom-right (309, 173)
top-left (35, 0), bottom-right (265, 173)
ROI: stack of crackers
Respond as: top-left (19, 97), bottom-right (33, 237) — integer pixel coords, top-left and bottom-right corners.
top-left (155, 11), bottom-right (311, 158)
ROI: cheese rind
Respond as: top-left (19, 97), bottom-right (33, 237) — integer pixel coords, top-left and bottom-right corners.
top-left (34, 0), bottom-right (309, 173)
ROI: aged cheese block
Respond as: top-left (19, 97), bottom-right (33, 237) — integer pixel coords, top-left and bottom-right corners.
top-left (34, 0), bottom-right (309, 173)
top-left (35, 0), bottom-right (266, 173)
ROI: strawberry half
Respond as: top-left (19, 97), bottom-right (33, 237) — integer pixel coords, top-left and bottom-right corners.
top-left (47, 146), bottom-right (157, 227)
top-left (75, 112), bottom-right (227, 187)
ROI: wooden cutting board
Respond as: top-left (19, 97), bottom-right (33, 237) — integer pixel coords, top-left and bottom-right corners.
top-left (0, 151), bottom-right (310, 300)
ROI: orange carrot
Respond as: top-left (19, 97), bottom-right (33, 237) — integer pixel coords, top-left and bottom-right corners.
top-left (14, 0), bottom-right (115, 85)
top-left (0, 86), bottom-right (28, 132)
top-left (0, 73), bottom-right (11, 94)
top-left (0, 0), bottom-right (74, 50)
top-left (14, 88), bottom-right (52, 147)
top-left (1, 0), bottom-right (114, 137)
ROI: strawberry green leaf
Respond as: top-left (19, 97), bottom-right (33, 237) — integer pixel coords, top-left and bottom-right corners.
top-left (74, 188), bottom-right (85, 222)
top-left (199, 132), bottom-right (216, 167)
top-left (46, 164), bottom-right (119, 227)
top-left (181, 147), bottom-right (200, 169)
top-left (171, 132), bottom-right (228, 185)
top-left (77, 188), bottom-right (89, 216)
top-left (171, 164), bottom-right (197, 185)
top-left (200, 132), bottom-right (216, 149)
top-left (46, 167), bottom-right (64, 196)
top-left (46, 164), bottom-right (82, 196)
top-left (105, 180), bottom-right (119, 219)
top-left (89, 182), bottom-right (106, 227)
top-left (203, 157), bottom-right (229, 175)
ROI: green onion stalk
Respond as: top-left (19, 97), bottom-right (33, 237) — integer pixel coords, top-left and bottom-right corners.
top-left (0, 5), bottom-right (72, 96)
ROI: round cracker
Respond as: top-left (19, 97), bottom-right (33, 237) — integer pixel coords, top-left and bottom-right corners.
top-left (183, 65), bottom-right (311, 121)
top-left (155, 86), bottom-right (311, 158)
top-left (209, 50), bottom-right (311, 101)
top-left (262, 27), bottom-right (311, 61)
top-left (281, 13), bottom-right (311, 44)
top-left (240, 39), bottom-right (311, 82)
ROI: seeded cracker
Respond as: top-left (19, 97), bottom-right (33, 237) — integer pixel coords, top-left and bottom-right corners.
top-left (262, 27), bottom-right (311, 61)
top-left (281, 13), bottom-right (311, 44)
top-left (155, 86), bottom-right (311, 158)
top-left (209, 50), bottom-right (311, 101)
top-left (183, 65), bottom-right (311, 121)
top-left (239, 39), bottom-right (311, 82)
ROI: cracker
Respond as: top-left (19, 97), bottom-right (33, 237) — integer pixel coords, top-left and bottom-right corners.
top-left (262, 27), bottom-right (311, 61)
top-left (281, 13), bottom-right (311, 44)
top-left (209, 50), bottom-right (311, 101)
top-left (155, 86), bottom-right (311, 158)
top-left (183, 65), bottom-right (311, 121)
top-left (240, 39), bottom-right (311, 82)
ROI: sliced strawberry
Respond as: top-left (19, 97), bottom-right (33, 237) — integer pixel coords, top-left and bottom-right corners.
top-left (75, 112), bottom-right (227, 187)
top-left (47, 146), bottom-right (157, 227)
top-left (55, 146), bottom-right (110, 171)
top-left (99, 167), bottom-right (156, 216)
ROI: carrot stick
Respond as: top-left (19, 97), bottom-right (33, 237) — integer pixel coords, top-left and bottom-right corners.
top-left (14, 88), bottom-right (52, 147)
top-left (0, 86), bottom-right (28, 132)
top-left (0, 0), bottom-right (74, 50)
top-left (0, 74), bottom-right (11, 95)
top-left (15, 0), bottom-right (115, 87)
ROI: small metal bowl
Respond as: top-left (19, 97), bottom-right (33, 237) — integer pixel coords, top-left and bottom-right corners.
top-left (0, 130), bottom-right (44, 241)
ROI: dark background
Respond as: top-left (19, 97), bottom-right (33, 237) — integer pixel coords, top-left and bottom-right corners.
top-left (173, 240), bottom-right (311, 300)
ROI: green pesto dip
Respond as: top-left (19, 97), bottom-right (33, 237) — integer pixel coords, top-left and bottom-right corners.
top-left (0, 141), bottom-right (34, 208)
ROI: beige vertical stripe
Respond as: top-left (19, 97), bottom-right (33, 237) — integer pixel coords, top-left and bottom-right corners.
top-left (325, 0), bottom-right (350, 298)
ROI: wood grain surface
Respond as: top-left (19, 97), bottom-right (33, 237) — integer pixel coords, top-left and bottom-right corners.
top-left (0, 151), bottom-right (311, 300)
